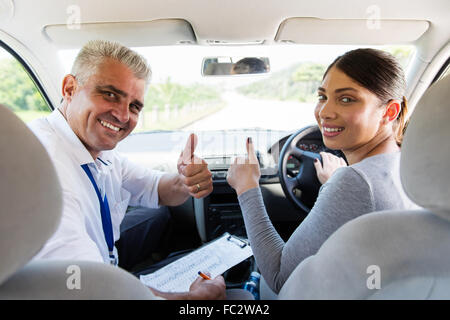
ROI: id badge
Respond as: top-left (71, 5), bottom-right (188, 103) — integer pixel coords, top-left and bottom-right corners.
top-left (109, 254), bottom-right (118, 266)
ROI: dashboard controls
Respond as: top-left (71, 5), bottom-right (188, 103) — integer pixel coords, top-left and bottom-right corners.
top-left (206, 204), bottom-right (246, 241)
top-left (298, 143), bottom-right (308, 150)
top-left (212, 171), bottom-right (227, 179)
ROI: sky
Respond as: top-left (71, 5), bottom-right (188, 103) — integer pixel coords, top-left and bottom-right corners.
top-left (0, 48), bottom-right (11, 59)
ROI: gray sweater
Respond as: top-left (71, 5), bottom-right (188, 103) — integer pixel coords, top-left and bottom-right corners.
top-left (238, 152), bottom-right (420, 293)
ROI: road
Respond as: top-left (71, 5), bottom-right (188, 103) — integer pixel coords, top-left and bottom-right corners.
top-left (119, 92), bottom-right (319, 171)
top-left (184, 91), bottom-right (317, 131)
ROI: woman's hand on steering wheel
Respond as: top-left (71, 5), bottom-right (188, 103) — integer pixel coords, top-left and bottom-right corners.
top-left (313, 151), bottom-right (347, 185)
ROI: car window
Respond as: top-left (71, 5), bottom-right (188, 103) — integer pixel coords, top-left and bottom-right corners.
top-left (0, 46), bottom-right (51, 122)
top-left (58, 44), bottom-right (415, 134)
top-left (439, 62), bottom-right (450, 80)
top-left (57, 44), bottom-right (415, 172)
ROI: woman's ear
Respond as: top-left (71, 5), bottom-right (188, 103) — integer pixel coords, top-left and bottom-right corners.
top-left (382, 100), bottom-right (401, 123)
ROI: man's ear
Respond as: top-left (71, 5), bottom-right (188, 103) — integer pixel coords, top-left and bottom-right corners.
top-left (382, 100), bottom-right (401, 123)
top-left (61, 74), bottom-right (78, 102)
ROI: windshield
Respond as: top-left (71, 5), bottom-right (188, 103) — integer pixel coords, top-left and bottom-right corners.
top-left (58, 44), bottom-right (414, 134)
top-left (56, 44), bottom-right (415, 171)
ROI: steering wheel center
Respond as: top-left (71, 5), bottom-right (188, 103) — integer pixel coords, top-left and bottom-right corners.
top-left (278, 125), bottom-right (324, 213)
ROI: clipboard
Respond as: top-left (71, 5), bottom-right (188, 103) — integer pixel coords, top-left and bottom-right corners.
top-left (139, 233), bottom-right (253, 293)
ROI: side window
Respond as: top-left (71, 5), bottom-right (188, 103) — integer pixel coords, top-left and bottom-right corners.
top-left (431, 57), bottom-right (450, 86)
top-left (441, 64), bottom-right (450, 79)
top-left (0, 45), bottom-right (51, 122)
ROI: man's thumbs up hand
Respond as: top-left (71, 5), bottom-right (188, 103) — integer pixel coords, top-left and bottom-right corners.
top-left (180, 133), bottom-right (198, 164)
top-left (177, 133), bottom-right (213, 199)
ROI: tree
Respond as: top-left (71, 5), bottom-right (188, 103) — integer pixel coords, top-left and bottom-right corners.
top-left (0, 58), bottom-right (47, 112)
top-left (237, 62), bottom-right (327, 102)
top-left (383, 46), bottom-right (414, 70)
top-left (144, 78), bottom-right (221, 111)
top-left (292, 62), bottom-right (326, 82)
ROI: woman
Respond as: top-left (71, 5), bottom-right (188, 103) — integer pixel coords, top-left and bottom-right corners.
top-left (227, 48), bottom-right (420, 294)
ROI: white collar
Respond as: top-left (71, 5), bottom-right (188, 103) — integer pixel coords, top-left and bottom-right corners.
top-left (47, 109), bottom-right (114, 170)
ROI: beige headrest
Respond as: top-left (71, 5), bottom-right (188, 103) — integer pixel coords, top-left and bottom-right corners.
top-left (0, 105), bottom-right (62, 285)
top-left (401, 75), bottom-right (450, 220)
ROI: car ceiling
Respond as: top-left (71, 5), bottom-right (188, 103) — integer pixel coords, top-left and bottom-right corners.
top-left (0, 0), bottom-right (449, 108)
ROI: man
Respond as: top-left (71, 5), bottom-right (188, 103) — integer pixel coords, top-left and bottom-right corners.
top-left (231, 57), bottom-right (268, 75)
top-left (29, 40), bottom-right (225, 299)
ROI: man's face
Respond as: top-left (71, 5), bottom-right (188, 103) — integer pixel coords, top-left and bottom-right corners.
top-left (63, 58), bottom-right (145, 158)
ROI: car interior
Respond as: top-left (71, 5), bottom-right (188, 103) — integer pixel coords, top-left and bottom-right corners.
top-left (0, 0), bottom-right (449, 300)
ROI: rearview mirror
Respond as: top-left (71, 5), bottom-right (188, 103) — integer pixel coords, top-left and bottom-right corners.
top-left (202, 57), bottom-right (270, 76)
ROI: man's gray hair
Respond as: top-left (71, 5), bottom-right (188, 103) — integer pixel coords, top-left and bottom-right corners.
top-left (71, 40), bottom-right (151, 85)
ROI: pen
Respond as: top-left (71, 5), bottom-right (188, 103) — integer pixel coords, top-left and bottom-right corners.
top-left (198, 271), bottom-right (212, 280)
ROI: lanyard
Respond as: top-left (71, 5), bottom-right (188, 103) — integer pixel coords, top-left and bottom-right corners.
top-left (81, 164), bottom-right (117, 266)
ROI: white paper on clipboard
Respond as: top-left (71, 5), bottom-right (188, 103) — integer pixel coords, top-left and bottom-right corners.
top-left (139, 233), bottom-right (253, 293)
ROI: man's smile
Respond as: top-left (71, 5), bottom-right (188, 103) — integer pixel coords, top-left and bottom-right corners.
top-left (99, 119), bottom-right (122, 132)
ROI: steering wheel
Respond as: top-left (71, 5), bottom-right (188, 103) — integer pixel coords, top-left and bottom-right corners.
top-left (278, 125), bottom-right (323, 213)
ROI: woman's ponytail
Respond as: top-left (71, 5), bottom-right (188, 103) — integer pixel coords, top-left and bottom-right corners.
top-left (394, 96), bottom-right (409, 147)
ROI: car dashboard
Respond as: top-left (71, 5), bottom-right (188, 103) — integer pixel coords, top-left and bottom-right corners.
top-left (117, 127), bottom-right (329, 243)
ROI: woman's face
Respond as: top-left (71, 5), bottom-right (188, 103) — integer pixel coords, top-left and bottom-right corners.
top-left (314, 66), bottom-right (386, 153)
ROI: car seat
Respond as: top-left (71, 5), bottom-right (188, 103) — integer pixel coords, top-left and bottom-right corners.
top-left (0, 105), bottom-right (156, 299)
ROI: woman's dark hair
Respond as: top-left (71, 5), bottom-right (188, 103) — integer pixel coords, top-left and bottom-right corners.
top-left (324, 48), bottom-right (408, 146)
